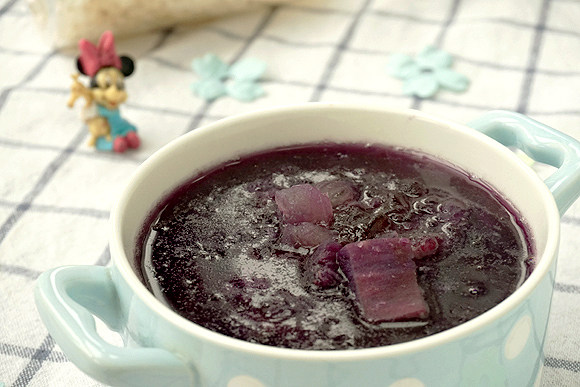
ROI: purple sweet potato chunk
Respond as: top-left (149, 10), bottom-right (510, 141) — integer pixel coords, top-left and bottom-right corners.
top-left (315, 180), bottom-right (358, 208)
top-left (275, 184), bottom-right (333, 225)
top-left (337, 238), bottom-right (429, 322)
top-left (304, 242), bottom-right (343, 288)
top-left (280, 223), bottom-right (335, 248)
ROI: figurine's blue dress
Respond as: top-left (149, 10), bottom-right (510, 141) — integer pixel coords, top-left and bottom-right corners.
top-left (95, 105), bottom-right (137, 151)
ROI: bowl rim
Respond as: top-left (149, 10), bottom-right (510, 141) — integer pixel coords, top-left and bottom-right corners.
top-left (111, 103), bottom-right (561, 361)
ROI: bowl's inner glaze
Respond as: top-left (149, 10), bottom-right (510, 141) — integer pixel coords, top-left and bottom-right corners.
top-left (137, 142), bottom-right (533, 350)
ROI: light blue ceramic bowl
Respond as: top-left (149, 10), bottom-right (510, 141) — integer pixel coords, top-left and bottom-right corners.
top-left (35, 105), bottom-right (580, 387)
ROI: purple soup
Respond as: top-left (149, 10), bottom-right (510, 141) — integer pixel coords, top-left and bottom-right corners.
top-left (138, 143), bottom-right (533, 350)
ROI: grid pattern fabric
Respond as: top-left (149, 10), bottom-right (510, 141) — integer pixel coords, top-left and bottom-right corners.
top-left (1, 0), bottom-right (580, 385)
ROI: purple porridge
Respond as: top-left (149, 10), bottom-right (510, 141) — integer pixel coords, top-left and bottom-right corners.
top-left (138, 143), bottom-right (533, 350)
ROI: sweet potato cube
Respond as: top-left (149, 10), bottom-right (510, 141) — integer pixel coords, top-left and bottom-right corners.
top-left (275, 184), bottom-right (333, 225)
top-left (337, 238), bottom-right (429, 322)
top-left (280, 223), bottom-right (335, 248)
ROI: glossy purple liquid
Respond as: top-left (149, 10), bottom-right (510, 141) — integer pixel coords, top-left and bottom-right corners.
top-left (138, 143), bottom-right (533, 350)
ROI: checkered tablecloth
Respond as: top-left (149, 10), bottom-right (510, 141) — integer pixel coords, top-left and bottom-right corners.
top-left (1, 0), bottom-right (580, 386)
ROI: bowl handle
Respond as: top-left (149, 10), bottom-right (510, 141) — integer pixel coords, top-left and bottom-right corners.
top-left (468, 110), bottom-right (580, 215)
top-left (34, 265), bottom-right (194, 387)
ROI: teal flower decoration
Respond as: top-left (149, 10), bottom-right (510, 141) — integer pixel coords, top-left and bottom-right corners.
top-left (191, 54), bottom-right (266, 102)
top-left (387, 46), bottom-right (469, 99)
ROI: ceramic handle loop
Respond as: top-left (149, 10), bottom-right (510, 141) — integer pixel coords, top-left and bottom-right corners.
top-left (34, 265), bottom-right (194, 387)
top-left (468, 110), bottom-right (580, 216)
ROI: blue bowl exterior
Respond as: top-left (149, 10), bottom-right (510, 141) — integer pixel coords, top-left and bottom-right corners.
top-left (468, 110), bottom-right (580, 216)
top-left (37, 106), bottom-right (574, 387)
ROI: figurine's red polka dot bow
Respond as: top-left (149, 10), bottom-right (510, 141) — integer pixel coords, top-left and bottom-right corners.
top-left (78, 31), bottom-right (122, 77)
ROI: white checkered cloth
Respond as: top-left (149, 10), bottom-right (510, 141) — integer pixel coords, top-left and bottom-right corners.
top-left (1, 0), bottom-right (579, 386)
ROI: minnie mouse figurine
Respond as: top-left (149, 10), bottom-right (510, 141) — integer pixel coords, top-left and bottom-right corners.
top-left (67, 31), bottom-right (140, 152)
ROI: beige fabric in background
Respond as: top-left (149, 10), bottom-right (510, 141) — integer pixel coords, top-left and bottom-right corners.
top-left (27, 0), bottom-right (294, 47)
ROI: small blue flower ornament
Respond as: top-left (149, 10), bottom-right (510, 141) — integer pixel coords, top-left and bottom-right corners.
top-left (387, 46), bottom-right (469, 98)
top-left (191, 54), bottom-right (267, 102)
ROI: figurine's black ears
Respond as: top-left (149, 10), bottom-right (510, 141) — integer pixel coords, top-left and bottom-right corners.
top-left (76, 57), bottom-right (87, 75)
top-left (75, 55), bottom-right (135, 77)
top-left (120, 56), bottom-right (135, 77)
